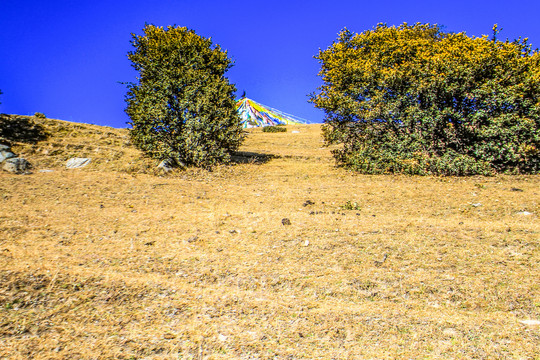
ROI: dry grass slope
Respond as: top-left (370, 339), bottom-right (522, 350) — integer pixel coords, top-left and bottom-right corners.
top-left (2, 115), bottom-right (155, 174)
top-left (1, 115), bottom-right (539, 359)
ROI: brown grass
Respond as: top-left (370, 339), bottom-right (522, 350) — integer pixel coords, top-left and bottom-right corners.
top-left (1, 116), bottom-right (539, 359)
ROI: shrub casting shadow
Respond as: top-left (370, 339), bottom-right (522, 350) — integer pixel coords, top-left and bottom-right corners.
top-left (0, 115), bottom-right (48, 144)
top-left (231, 151), bottom-right (280, 165)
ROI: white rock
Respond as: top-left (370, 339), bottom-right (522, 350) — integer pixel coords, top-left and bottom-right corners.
top-left (66, 157), bottom-right (91, 169)
top-left (157, 159), bottom-right (174, 172)
top-left (303, 240), bottom-right (310, 247)
top-left (517, 211), bottom-right (533, 216)
top-left (218, 334), bottom-right (228, 342)
top-left (291, 130), bottom-right (300, 134)
top-left (0, 150), bottom-right (16, 163)
top-left (519, 319), bottom-right (540, 326)
top-left (443, 328), bottom-right (458, 336)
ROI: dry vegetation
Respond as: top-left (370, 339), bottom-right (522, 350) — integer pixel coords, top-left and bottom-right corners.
top-left (1, 115), bottom-right (539, 359)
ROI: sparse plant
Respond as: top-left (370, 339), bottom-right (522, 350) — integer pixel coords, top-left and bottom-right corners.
top-left (125, 24), bottom-right (245, 169)
top-left (342, 200), bottom-right (361, 210)
top-left (34, 112), bottom-right (46, 119)
top-left (262, 125), bottom-right (287, 133)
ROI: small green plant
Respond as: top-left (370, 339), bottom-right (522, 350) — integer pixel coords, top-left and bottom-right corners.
top-left (262, 125), bottom-right (287, 133)
top-left (34, 112), bottom-right (46, 119)
top-left (342, 200), bottom-right (361, 210)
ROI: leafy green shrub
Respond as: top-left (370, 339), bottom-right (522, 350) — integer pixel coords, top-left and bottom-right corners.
top-left (262, 125), bottom-right (287, 133)
top-left (311, 23), bottom-right (540, 175)
top-left (125, 25), bottom-right (245, 169)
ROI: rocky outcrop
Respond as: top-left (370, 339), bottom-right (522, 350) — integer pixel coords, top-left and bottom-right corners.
top-left (3, 157), bottom-right (30, 174)
top-left (0, 143), bottom-right (31, 174)
top-left (0, 144), bottom-right (16, 163)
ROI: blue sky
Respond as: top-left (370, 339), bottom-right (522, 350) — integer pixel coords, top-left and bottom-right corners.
top-left (1, 0), bottom-right (539, 128)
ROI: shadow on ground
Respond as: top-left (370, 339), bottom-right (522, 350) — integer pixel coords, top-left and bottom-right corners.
top-left (231, 151), bottom-right (280, 165)
top-left (0, 115), bottom-right (48, 144)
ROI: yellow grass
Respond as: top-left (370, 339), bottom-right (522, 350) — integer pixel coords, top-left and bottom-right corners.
top-left (1, 116), bottom-right (539, 359)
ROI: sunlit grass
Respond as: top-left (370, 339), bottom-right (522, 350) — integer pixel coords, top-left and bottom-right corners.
top-left (1, 116), bottom-right (539, 359)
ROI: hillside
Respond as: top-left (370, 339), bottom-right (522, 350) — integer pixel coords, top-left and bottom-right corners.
top-left (1, 115), bottom-right (539, 359)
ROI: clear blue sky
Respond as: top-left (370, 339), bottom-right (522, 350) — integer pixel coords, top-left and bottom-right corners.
top-left (1, 0), bottom-right (539, 128)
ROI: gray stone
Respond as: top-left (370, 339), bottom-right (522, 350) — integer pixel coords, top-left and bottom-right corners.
top-left (0, 150), bottom-right (16, 163)
top-left (2, 158), bottom-right (30, 174)
top-left (66, 157), bottom-right (91, 169)
top-left (0, 144), bottom-right (10, 151)
top-left (158, 159), bottom-right (174, 173)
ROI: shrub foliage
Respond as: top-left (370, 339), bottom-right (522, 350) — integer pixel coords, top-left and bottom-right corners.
top-left (125, 25), bottom-right (245, 168)
top-left (262, 125), bottom-right (287, 133)
top-left (310, 23), bottom-right (540, 175)
top-left (0, 114), bottom-right (48, 144)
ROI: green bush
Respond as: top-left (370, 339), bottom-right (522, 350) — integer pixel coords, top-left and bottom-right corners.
top-left (262, 125), bottom-right (287, 133)
top-left (310, 23), bottom-right (540, 175)
top-left (125, 25), bottom-right (245, 169)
